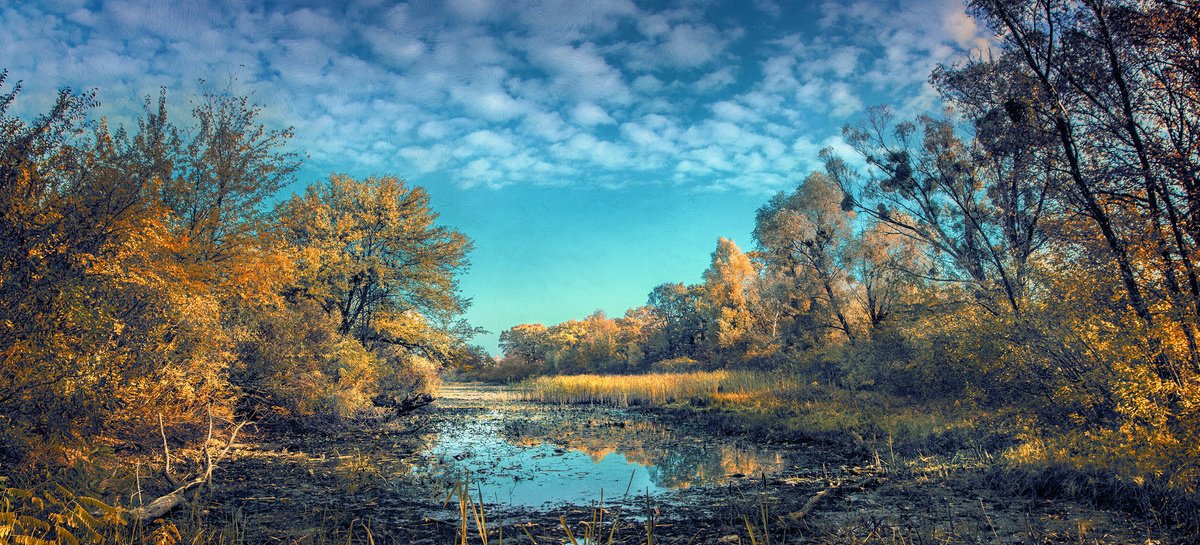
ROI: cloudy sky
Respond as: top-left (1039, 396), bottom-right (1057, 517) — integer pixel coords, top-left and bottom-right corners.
top-left (3, 0), bottom-right (991, 352)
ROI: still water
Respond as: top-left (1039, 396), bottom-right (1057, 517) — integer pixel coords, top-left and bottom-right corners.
top-left (414, 389), bottom-right (794, 508)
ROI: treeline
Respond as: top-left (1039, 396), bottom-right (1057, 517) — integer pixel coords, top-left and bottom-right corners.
top-left (0, 74), bottom-right (476, 466)
top-left (486, 0), bottom-right (1200, 500)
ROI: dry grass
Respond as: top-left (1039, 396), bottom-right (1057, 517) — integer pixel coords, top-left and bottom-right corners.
top-left (520, 371), bottom-right (992, 458)
top-left (518, 371), bottom-right (786, 407)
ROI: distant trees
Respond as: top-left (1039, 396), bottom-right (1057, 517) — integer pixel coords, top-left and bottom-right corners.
top-left (499, 323), bottom-right (552, 366)
top-left (483, 0), bottom-right (1200, 504)
top-left (490, 214), bottom-right (919, 377)
top-left (646, 282), bottom-right (707, 361)
top-left (0, 73), bottom-right (476, 465)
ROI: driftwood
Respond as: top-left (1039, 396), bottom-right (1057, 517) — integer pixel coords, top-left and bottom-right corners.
top-left (372, 392), bottom-right (435, 415)
top-left (787, 476), bottom-right (886, 520)
top-left (128, 416), bottom-right (249, 521)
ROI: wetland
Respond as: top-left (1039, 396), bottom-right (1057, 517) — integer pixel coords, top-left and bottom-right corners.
top-left (202, 383), bottom-right (1181, 544)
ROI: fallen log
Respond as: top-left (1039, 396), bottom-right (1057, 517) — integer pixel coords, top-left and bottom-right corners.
top-left (789, 482), bottom-right (840, 520)
top-left (128, 418), bottom-right (249, 522)
top-left (787, 476), bottom-right (886, 520)
top-left (372, 392), bottom-right (435, 415)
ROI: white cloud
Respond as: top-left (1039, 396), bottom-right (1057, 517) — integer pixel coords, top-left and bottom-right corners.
top-left (364, 27), bottom-right (426, 67)
top-left (417, 120), bottom-right (451, 140)
top-left (753, 0), bottom-right (782, 17)
top-left (460, 158), bottom-right (499, 187)
top-left (555, 134), bottom-right (632, 169)
top-left (571, 102), bottom-right (616, 126)
top-left (0, 0), bottom-right (982, 197)
top-left (464, 129), bottom-right (517, 155)
top-left (459, 89), bottom-right (529, 121)
top-left (527, 42), bottom-right (631, 104)
top-left (662, 23), bottom-right (725, 67)
top-left (515, 0), bottom-right (639, 35)
top-left (399, 144), bottom-right (454, 173)
top-left (522, 111), bottom-right (574, 142)
top-left (631, 74), bottom-right (664, 93)
top-left (694, 66), bottom-right (737, 93)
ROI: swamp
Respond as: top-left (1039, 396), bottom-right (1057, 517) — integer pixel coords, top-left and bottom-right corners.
top-left (3, 0), bottom-right (1200, 543)
top-left (193, 383), bottom-right (1181, 543)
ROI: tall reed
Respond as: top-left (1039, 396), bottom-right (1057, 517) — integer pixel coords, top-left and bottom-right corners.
top-left (519, 371), bottom-right (783, 407)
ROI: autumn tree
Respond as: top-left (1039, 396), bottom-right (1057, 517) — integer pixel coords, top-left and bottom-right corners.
top-left (0, 76), bottom-right (242, 459)
top-left (278, 175), bottom-right (472, 357)
top-left (923, 0), bottom-right (1200, 493)
top-left (161, 92), bottom-right (299, 263)
top-left (846, 221), bottom-right (923, 334)
top-left (742, 265), bottom-right (795, 358)
top-left (700, 238), bottom-right (757, 358)
top-left (615, 306), bottom-right (659, 371)
top-left (0, 74), bottom-right (480, 462)
top-left (754, 172), bottom-right (858, 345)
top-left (938, 0), bottom-right (1200, 378)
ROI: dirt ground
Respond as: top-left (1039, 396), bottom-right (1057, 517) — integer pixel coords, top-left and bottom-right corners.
top-left (197, 383), bottom-right (1188, 544)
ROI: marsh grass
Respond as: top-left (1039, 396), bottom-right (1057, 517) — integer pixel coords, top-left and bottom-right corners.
top-left (520, 372), bottom-right (990, 456)
top-left (519, 371), bottom-right (744, 406)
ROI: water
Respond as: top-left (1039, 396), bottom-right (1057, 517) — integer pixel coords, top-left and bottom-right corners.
top-left (414, 391), bottom-right (792, 508)
top-left (423, 413), bottom-right (663, 507)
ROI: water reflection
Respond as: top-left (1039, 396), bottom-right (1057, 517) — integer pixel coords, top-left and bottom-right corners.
top-left (416, 409), bottom-right (789, 508)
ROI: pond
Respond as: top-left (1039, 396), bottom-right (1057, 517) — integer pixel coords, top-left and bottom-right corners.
top-left (412, 384), bottom-right (796, 509)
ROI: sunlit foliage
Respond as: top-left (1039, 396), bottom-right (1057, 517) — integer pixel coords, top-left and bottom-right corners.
top-left (0, 73), bottom-right (475, 465)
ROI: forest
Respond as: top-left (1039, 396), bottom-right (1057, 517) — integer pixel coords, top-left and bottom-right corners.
top-left (2, 0), bottom-right (1200, 543)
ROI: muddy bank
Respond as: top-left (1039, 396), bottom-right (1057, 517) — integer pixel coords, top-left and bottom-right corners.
top-left (199, 383), bottom-right (1185, 544)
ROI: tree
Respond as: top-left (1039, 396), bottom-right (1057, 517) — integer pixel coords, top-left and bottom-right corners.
top-left (701, 238), bottom-right (757, 356)
top-left (846, 221), bottom-right (923, 334)
top-left (163, 92), bottom-right (300, 264)
top-left (827, 108), bottom-right (1049, 317)
top-left (0, 76), bottom-right (241, 458)
top-left (754, 172), bottom-right (858, 344)
top-left (277, 175), bottom-right (473, 364)
top-left (645, 282), bottom-right (707, 360)
top-left (941, 0), bottom-right (1200, 378)
top-left (499, 323), bottom-right (552, 366)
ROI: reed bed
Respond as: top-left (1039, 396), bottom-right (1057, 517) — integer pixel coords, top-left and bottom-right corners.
top-left (518, 371), bottom-right (787, 407)
top-left (518, 371), bottom-right (985, 453)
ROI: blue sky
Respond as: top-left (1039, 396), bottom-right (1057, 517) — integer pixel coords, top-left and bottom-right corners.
top-left (2, 0), bottom-right (991, 353)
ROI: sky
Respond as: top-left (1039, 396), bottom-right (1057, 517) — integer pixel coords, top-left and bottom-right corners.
top-left (1, 0), bottom-right (992, 353)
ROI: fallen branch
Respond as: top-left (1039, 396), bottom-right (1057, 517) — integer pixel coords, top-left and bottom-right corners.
top-left (788, 482), bottom-right (840, 520)
top-left (372, 392), bottom-right (435, 415)
top-left (787, 476), bottom-right (885, 520)
top-left (158, 414), bottom-right (176, 488)
top-left (127, 417), bottom-right (249, 521)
